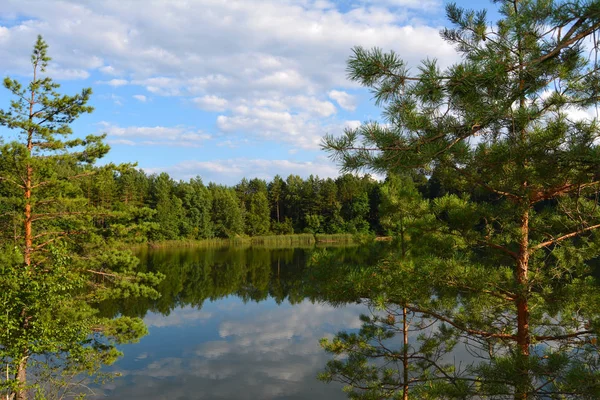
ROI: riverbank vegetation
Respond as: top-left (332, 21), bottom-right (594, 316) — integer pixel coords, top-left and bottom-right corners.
top-left (132, 233), bottom-right (357, 250)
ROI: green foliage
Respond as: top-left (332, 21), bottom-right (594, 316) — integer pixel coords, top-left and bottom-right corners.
top-left (246, 189), bottom-right (270, 236)
top-left (55, 169), bottom-right (395, 242)
top-left (321, 0), bottom-right (600, 398)
top-left (319, 304), bottom-right (466, 400)
top-left (209, 184), bottom-right (245, 238)
top-left (0, 36), bottom-right (162, 399)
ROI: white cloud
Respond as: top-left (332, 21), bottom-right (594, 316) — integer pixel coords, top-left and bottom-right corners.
top-left (143, 157), bottom-right (342, 184)
top-left (216, 109), bottom-right (322, 149)
top-left (0, 1), bottom-right (457, 94)
top-left (99, 122), bottom-right (211, 147)
top-left (344, 120), bottom-right (362, 130)
top-left (193, 95), bottom-right (229, 112)
top-left (288, 96), bottom-right (337, 117)
top-left (99, 65), bottom-right (119, 75)
top-left (144, 309), bottom-right (213, 328)
top-left (328, 90), bottom-right (357, 111)
top-left (131, 77), bottom-right (182, 96)
top-left (97, 78), bottom-right (128, 87)
top-left (362, 0), bottom-right (440, 9)
top-left (564, 106), bottom-right (597, 122)
top-left (215, 102), bottom-right (360, 149)
top-left (107, 139), bottom-right (135, 146)
top-left (132, 94), bottom-right (147, 102)
top-left (44, 66), bottom-right (90, 80)
top-left (0, 0), bottom-right (461, 174)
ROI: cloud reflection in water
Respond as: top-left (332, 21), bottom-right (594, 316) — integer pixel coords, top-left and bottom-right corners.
top-left (97, 299), bottom-right (367, 399)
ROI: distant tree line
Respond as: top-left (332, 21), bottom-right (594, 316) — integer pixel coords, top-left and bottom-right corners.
top-left (0, 165), bottom-right (446, 243)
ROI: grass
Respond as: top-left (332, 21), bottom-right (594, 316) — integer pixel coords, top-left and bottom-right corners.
top-left (314, 233), bottom-right (355, 243)
top-left (124, 233), bottom-right (367, 251)
top-left (126, 238), bottom-right (244, 251)
top-left (251, 233), bottom-right (315, 246)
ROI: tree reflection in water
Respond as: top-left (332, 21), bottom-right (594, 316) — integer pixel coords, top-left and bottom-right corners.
top-left (313, 247), bottom-right (600, 399)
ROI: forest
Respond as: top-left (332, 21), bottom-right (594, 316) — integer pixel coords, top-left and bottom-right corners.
top-left (0, 165), bottom-right (437, 243)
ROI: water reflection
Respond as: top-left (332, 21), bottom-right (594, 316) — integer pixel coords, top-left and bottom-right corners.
top-left (93, 245), bottom-right (387, 399)
top-left (313, 248), bottom-right (600, 398)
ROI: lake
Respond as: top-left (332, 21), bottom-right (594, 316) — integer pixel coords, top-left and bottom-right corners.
top-left (92, 245), bottom-right (382, 400)
top-left (86, 242), bottom-right (600, 399)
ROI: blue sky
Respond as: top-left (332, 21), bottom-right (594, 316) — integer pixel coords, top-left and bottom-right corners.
top-left (0, 0), bottom-right (495, 185)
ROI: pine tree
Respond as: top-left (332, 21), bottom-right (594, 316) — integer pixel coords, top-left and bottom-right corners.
top-left (0, 36), bottom-right (161, 399)
top-left (268, 175), bottom-right (285, 224)
top-left (324, 0), bottom-right (600, 397)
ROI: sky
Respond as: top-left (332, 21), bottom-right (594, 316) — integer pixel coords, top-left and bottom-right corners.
top-left (0, 0), bottom-right (493, 185)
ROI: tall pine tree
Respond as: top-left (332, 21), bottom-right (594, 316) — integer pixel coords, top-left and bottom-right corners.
top-left (324, 0), bottom-right (600, 397)
top-left (0, 36), bottom-right (161, 399)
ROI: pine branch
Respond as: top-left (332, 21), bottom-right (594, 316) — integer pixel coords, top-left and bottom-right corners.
top-left (529, 181), bottom-right (600, 203)
top-left (31, 172), bottom-right (96, 190)
top-left (519, 19), bottom-right (600, 69)
top-left (477, 240), bottom-right (519, 260)
top-left (533, 330), bottom-right (594, 341)
top-left (31, 230), bottom-right (87, 240)
top-left (450, 165), bottom-right (522, 201)
top-left (409, 305), bottom-right (516, 340)
top-left (32, 230), bottom-right (87, 251)
top-left (31, 211), bottom-right (88, 222)
top-left (0, 176), bottom-right (25, 189)
top-left (532, 223), bottom-right (600, 250)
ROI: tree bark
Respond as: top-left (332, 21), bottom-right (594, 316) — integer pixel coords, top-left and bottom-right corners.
top-left (24, 184), bottom-right (31, 267)
top-left (24, 61), bottom-right (36, 267)
top-left (515, 208), bottom-right (530, 399)
top-left (402, 306), bottom-right (409, 400)
top-left (13, 354), bottom-right (28, 400)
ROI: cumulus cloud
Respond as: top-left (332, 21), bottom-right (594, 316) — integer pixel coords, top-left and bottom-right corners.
top-left (215, 104), bottom-right (355, 149)
top-left (103, 299), bottom-right (367, 399)
top-left (144, 309), bottom-right (213, 328)
top-left (107, 139), bottom-right (135, 146)
top-left (362, 0), bottom-right (441, 9)
top-left (0, 0), bottom-right (462, 182)
top-left (42, 66), bottom-right (90, 80)
top-left (193, 95), bottom-right (229, 112)
top-left (328, 90), bottom-right (357, 111)
top-left (100, 122), bottom-right (211, 147)
top-left (132, 94), bottom-right (147, 102)
top-left (142, 157), bottom-right (341, 184)
top-left (97, 78), bottom-right (128, 87)
top-left (98, 65), bottom-right (119, 75)
top-left (0, 1), bottom-right (458, 97)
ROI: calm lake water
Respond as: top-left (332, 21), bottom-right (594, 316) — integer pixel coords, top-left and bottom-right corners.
top-left (92, 245), bottom-right (381, 400)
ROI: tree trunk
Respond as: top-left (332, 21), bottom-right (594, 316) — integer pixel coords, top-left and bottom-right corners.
top-left (515, 208), bottom-right (530, 399)
top-left (23, 184), bottom-right (31, 267)
top-left (24, 62), bottom-right (36, 268)
top-left (13, 355), bottom-right (28, 400)
top-left (402, 305), bottom-right (409, 400)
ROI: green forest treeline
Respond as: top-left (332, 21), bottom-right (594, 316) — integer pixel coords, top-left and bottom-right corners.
top-left (1, 164), bottom-right (444, 243)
